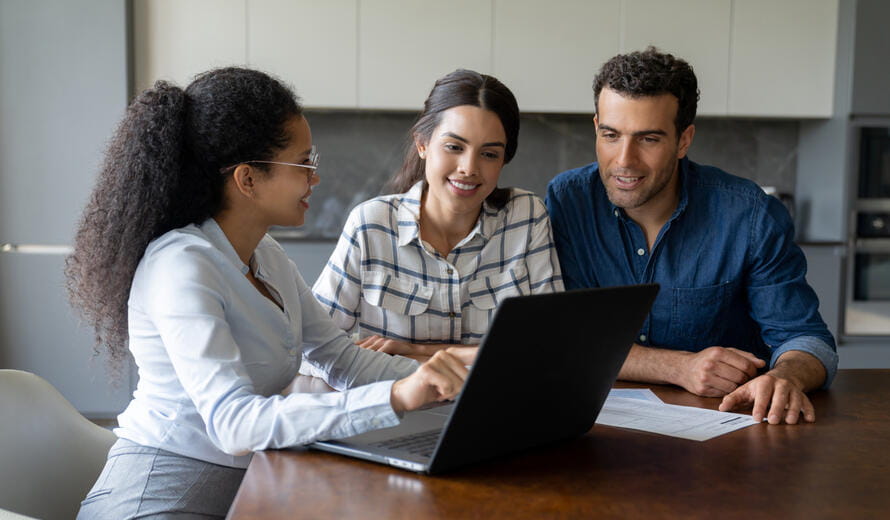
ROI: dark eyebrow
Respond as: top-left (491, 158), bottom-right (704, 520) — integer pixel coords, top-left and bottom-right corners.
top-left (597, 124), bottom-right (668, 137)
top-left (441, 131), bottom-right (506, 148)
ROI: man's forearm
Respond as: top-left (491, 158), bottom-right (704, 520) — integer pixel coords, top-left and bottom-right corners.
top-left (769, 350), bottom-right (827, 392)
top-left (618, 344), bottom-right (690, 386)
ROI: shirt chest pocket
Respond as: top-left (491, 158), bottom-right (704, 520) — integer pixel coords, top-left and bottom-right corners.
top-left (467, 265), bottom-right (528, 311)
top-left (362, 271), bottom-right (433, 316)
top-left (668, 280), bottom-right (739, 348)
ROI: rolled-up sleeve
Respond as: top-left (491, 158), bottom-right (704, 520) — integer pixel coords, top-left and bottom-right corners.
top-left (746, 196), bottom-right (838, 388)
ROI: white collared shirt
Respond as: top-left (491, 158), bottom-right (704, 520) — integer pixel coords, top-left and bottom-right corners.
top-left (312, 182), bottom-right (564, 343)
top-left (115, 218), bottom-right (418, 468)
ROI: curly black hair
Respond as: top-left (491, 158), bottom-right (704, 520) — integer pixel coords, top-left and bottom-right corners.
top-left (593, 46), bottom-right (700, 137)
top-left (388, 69), bottom-right (519, 209)
top-left (65, 67), bottom-right (302, 377)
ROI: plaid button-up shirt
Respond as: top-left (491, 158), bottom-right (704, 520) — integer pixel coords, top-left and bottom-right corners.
top-left (312, 181), bottom-right (564, 344)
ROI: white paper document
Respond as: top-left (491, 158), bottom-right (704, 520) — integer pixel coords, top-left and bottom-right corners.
top-left (606, 388), bottom-right (664, 403)
top-left (596, 393), bottom-right (758, 441)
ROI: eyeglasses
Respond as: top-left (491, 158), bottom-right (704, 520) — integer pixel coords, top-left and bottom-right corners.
top-left (220, 146), bottom-right (319, 181)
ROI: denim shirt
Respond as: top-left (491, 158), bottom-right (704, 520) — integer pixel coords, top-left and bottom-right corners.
top-left (545, 157), bottom-right (838, 388)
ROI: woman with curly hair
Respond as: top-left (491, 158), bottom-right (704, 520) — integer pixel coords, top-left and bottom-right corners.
top-left (68, 67), bottom-right (466, 518)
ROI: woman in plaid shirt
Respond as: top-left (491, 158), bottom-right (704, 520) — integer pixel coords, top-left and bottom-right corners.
top-left (310, 70), bottom-right (564, 367)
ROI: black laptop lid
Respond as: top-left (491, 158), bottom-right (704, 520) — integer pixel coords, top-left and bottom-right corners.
top-left (428, 284), bottom-right (659, 474)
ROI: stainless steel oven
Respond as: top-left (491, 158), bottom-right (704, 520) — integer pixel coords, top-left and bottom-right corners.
top-left (845, 121), bottom-right (890, 336)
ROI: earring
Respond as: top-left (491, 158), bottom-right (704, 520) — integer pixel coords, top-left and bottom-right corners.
top-left (419, 151), bottom-right (426, 159)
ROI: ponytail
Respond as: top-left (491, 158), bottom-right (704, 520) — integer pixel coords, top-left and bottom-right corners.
top-left (66, 68), bottom-right (301, 378)
top-left (65, 81), bottom-right (192, 377)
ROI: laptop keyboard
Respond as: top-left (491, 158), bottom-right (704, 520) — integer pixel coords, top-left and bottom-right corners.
top-left (373, 429), bottom-right (441, 458)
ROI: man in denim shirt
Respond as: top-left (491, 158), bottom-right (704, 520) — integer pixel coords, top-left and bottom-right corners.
top-left (545, 48), bottom-right (837, 425)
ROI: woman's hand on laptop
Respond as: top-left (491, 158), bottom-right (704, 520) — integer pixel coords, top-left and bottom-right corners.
top-left (390, 350), bottom-right (468, 413)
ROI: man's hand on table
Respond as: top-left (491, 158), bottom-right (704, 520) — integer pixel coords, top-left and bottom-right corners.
top-left (674, 346), bottom-right (765, 397)
top-left (621, 345), bottom-right (826, 424)
top-left (718, 350), bottom-right (826, 424)
top-left (718, 372), bottom-right (814, 424)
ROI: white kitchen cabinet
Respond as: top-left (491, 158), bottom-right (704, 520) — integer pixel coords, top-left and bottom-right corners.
top-left (247, 0), bottom-right (357, 108)
top-left (851, 0), bottom-right (890, 115)
top-left (132, 0), bottom-right (247, 93)
top-left (131, 0), bottom-right (841, 117)
top-left (621, 0), bottom-right (731, 117)
top-left (357, 0), bottom-right (493, 110)
top-left (729, 0), bottom-right (838, 117)
top-left (492, 0), bottom-right (619, 113)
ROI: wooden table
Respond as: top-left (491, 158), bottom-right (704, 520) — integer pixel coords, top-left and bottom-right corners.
top-left (227, 370), bottom-right (890, 519)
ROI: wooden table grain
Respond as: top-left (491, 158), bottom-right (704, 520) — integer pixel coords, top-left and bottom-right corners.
top-left (227, 369), bottom-right (890, 519)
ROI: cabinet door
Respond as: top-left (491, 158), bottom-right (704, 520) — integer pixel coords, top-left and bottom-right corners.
top-left (132, 0), bottom-right (247, 93)
top-left (248, 0), bottom-right (357, 108)
top-left (729, 0), bottom-right (838, 117)
top-left (493, 0), bottom-right (619, 113)
top-left (622, 0), bottom-right (730, 117)
top-left (851, 0), bottom-right (890, 115)
top-left (358, 0), bottom-right (493, 110)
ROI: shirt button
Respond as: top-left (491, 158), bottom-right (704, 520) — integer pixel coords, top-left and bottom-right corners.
top-left (446, 268), bottom-right (453, 275)
top-left (636, 248), bottom-right (645, 256)
top-left (448, 312), bottom-right (456, 318)
top-left (639, 334), bottom-right (647, 343)
top-left (614, 209), bottom-right (620, 217)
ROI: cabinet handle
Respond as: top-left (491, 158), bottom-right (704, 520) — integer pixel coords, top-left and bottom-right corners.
top-left (0, 243), bottom-right (73, 255)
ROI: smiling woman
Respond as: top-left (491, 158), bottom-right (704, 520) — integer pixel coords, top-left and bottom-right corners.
top-left (310, 69), bottom-right (564, 366)
top-left (66, 67), bottom-right (470, 519)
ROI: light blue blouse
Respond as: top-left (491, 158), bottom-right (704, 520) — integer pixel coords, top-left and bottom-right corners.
top-left (115, 219), bottom-right (418, 468)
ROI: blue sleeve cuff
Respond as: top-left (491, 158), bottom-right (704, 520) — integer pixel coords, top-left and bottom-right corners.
top-left (770, 336), bottom-right (838, 389)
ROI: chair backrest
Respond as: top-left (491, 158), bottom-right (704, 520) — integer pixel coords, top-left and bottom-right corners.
top-left (0, 507), bottom-right (38, 519)
top-left (0, 370), bottom-right (117, 520)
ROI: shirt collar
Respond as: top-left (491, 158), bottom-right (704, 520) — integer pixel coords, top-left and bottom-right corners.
top-left (395, 181), bottom-right (499, 248)
top-left (607, 156), bottom-right (691, 223)
top-left (396, 182), bottom-right (424, 247)
top-left (674, 156), bottom-right (691, 218)
top-left (200, 218), bottom-right (251, 275)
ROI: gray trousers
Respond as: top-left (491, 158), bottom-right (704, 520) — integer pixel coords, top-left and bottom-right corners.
top-left (76, 438), bottom-right (246, 519)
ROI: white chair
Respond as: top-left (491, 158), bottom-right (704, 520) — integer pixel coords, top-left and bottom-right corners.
top-left (0, 369), bottom-right (117, 520)
top-left (0, 507), bottom-right (38, 520)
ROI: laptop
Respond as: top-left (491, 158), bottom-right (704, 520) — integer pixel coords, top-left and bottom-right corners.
top-left (309, 284), bottom-right (659, 474)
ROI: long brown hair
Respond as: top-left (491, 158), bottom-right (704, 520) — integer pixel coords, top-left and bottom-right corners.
top-left (387, 69), bottom-right (519, 209)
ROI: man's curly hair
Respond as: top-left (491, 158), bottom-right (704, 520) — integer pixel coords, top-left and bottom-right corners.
top-left (593, 46), bottom-right (700, 137)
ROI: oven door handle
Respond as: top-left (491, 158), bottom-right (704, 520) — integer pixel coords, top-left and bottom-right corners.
top-left (854, 238), bottom-right (890, 253)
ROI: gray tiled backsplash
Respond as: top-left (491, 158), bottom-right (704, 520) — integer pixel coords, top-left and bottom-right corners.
top-left (300, 110), bottom-right (798, 239)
